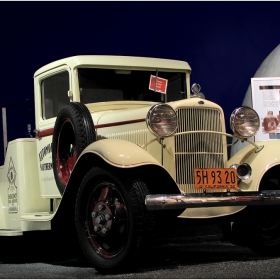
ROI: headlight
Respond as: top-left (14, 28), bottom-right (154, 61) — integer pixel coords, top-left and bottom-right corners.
top-left (230, 107), bottom-right (260, 138)
top-left (230, 163), bottom-right (252, 180)
top-left (146, 104), bottom-right (178, 138)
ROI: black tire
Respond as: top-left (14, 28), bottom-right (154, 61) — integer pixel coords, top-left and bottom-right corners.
top-left (232, 170), bottom-right (280, 256)
top-left (52, 102), bottom-right (96, 194)
top-left (75, 167), bottom-right (154, 273)
top-left (244, 205), bottom-right (280, 256)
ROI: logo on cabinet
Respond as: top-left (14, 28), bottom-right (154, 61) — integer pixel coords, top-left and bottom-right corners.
top-left (7, 157), bottom-right (18, 213)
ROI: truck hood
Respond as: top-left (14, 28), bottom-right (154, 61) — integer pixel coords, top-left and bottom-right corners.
top-left (85, 98), bottom-right (224, 129)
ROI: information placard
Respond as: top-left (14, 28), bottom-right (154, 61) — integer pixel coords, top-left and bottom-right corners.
top-left (251, 77), bottom-right (280, 141)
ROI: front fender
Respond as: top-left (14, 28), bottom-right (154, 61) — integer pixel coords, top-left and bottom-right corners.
top-left (229, 140), bottom-right (280, 191)
top-left (80, 139), bottom-right (161, 168)
top-left (53, 139), bottom-right (175, 228)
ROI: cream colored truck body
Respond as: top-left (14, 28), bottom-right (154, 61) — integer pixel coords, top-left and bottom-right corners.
top-left (0, 55), bottom-right (280, 236)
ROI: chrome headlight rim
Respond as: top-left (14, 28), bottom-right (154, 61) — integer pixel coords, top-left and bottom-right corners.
top-left (146, 104), bottom-right (178, 138)
top-left (230, 106), bottom-right (260, 138)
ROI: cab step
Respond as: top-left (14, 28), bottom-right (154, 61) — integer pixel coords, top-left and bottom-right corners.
top-left (0, 229), bottom-right (23, 236)
top-left (21, 212), bottom-right (55, 221)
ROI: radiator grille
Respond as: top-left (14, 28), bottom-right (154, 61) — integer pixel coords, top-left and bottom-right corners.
top-left (175, 108), bottom-right (225, 193)
top-left (104, 129), bottom-right (148, 149)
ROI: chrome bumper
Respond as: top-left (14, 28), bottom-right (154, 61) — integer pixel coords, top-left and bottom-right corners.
top-left (145, 191), bottom-right (280, 210)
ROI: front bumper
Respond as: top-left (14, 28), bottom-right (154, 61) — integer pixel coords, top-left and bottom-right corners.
top-left (145, 190), bottom-right (280, 210)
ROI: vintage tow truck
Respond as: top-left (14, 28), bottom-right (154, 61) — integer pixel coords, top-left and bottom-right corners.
top-left (1, 55), bottom-right (280, 273)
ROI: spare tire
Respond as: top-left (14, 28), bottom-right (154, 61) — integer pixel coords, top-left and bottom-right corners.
top-left (52, 102), bottom-right (96, 195)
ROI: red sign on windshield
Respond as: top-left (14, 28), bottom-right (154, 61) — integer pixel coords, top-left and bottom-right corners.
top-left (149, 75), bottom-right (168, 94)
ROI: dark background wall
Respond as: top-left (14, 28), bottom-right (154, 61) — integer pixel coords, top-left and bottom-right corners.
top-left (0, 1), bottom-right (279, 164)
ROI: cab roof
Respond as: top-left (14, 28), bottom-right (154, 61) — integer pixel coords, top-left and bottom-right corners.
top-left (34, 55), bottom-right (191, 77)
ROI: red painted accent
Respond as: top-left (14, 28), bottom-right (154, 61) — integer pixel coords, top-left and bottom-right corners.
top-left (95, 118), bottom-right (146, 129)
top-left (56, 119), bottom-right (76, 186)
top-left (36, 128), bottom-right (54, 139)
top-left (36, 118), bottom-right (145, 138)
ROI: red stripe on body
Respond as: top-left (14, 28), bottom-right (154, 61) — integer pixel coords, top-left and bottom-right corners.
top-left (36, 118), bottom-right (146, 138)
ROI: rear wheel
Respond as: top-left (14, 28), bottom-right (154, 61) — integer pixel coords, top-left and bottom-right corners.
top-left (75, 167), bottom-right (154, 273)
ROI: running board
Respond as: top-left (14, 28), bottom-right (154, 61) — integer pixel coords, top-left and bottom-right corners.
top-left (0, 229), bottom-right (23, 236)
top-left (21, 212), bottom-right (54, 221)
top-left (145, 190), bottom-right (280, 210)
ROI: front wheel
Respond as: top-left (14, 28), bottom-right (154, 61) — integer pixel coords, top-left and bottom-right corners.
top-left (232, 170), bottom-right (280, 256)
top-left (245, 205), bottom-right (280, 256)
top-left (75, 167), bottom-right (154, 273)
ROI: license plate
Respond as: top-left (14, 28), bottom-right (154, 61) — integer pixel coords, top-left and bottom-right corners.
top-left (194, 168), bottom-right (238, 190)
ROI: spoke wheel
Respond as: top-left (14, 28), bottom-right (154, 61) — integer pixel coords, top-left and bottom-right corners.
top-left (75, 167), bottom-right (154, 273)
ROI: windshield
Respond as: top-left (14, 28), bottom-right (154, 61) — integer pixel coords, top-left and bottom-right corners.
top-left (78, 68), bottom-right (186, 104)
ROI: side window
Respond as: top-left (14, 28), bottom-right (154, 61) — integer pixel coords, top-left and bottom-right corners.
top-left (41, 71), bottom-right (70, 119)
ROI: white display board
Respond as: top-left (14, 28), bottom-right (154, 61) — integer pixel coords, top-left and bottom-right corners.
top-left (251, 77), bottom-right (280, 141)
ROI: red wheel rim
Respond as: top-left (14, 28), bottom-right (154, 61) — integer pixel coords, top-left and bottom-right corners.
top-left (85, 183), bottom-right (128, 259)
top-left (56, 119), bottom-right (77, 186)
